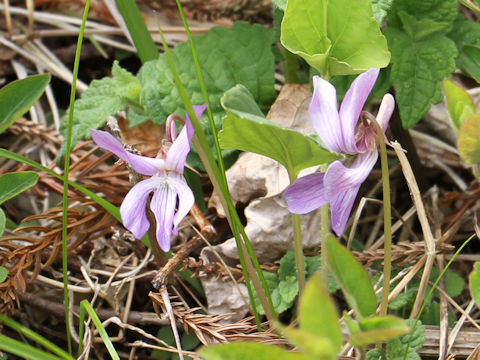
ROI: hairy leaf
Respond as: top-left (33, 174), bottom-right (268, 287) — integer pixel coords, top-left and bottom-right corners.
top-left (371, 0), bottom-right (393, 25)
top-left (448, 18), bottom-right (480, 83)
top-left (386, 28), bottom-right (457, 128)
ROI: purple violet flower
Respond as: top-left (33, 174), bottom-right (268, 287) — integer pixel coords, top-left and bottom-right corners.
top-left (283, 69), bottom-right (395, 236)
top-left (91, 105), bottom-right (207, 251)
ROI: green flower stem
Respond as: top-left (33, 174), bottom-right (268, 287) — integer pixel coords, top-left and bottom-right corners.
top-left (320, 163), bottom-right (330, 285)
top-left (377, 129), bottom-right (392, 317)
top-left (286, 168), bottom-right (305, 293)
top-left (62, 0), bottom-right (90, 353)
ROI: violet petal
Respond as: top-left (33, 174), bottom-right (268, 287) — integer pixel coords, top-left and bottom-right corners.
top-left (120, 177), bottom-right (159, 239)
top-left (324, 150), bottom-right (378, 199)
top-left (150, 181), bottom-right (177, 252)
top-left (169, 177), bottom-right (195, 235)
top-left (91, 129), bottom-right (164, 176)
top-left (283, 172), bottom-right (329, 214)
top-left (330, 184), bottom-right (361, 236)
top-left (338, 69), bottom-right (379, 154)
top-left (309, 76), bottom-right (344, 153)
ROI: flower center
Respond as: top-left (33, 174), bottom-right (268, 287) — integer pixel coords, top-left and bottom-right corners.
top-left (355, 112), bottom-right (378, 152)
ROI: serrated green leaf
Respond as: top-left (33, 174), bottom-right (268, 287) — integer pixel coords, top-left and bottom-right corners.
top-left (219, 85), bottom-right (340, 174)
top-left (366, 348), bottom-right (386, 360)
top-left (388, 0), bottom-right (458, 32)
top-left (200, 342), bottom-right (311, 360)
top-left (443, 79), bottom-right (477, 132)
top-left (386, 338), bottom-right (420, 360)
top-left (399, 319), bottom-right (425, 351)
top-left (371, 0), bottom-right (393, 26)
top-left (0, 171), bottom-right (39, 205)
top-left (0, 266), bottom-right (7, 283)
top-left (282, 327), bottom-right (336, 360)
top-left (63, 61), bottom-right (139, 155)
top-left (386, 28), bottom-right (457, 128)
top-left (278, 276), bottom-right (299, 304)
top-left (0, 74), bottom-right (50, 135)
top-left (326, 236), bottom-right (377, 318)
top-left (0, 208), bottom-right (5, 238)
top-left (350, 316), bottom-right (409, 347)
top-left (470, 262), bottom-right (480, 309)
top-left (299, 273), bottom-right (342, 353)
top-left (278, 251), bottom-right (296, 280)
top-left (397, 11), bottom-right (450, 40)
top-left (458, 114), bottom-right (480, 163)
top-left (138, 21), bottom-right (275, 169)
top-left (388, 288), bottom-right (417, 310)
top-left (280, 0), bottom-right (390, 76)
top-left (460, 44), bottom-right (480, 83)
top-left (448, 17), bottom-right (480, 82)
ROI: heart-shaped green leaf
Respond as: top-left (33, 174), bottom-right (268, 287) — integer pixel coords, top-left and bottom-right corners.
top-left (298, 273), bottom-right (342, 353)
top-left (282, 327), bottom-right (336, 360)
top-left (200, 342), bottom-right (311, 360)
top-left (0, 74), bottom-right (50, 134)
top-left (470, 262), bottom-right (480, 309)
top-left (458, 113), bottom-right (480, 164)
top-left (326, 236), bottom-right (376, 318)
top-left (281, 0), bottom-right (390, 77)
top-left (443, 79), bottom-right (477, 132)
top-left (0, 265), bottom-right (7, 283)
top-left (0, 172), bottom-right (39, 205)
top-left (349, 316), bottom-right (410, 347)
top-left (219, 85), bottom-right (340, 175)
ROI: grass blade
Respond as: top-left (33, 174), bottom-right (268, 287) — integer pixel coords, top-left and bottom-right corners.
top-left (115, 0), bottom-right (158, 63)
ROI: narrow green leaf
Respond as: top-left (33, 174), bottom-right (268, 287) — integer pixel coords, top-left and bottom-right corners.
top-left (219, 85), bottom-right (340, 175)
top-left (0, 171), bottom-right (39, 205)
top-left (282, 327), bottom-right (336, 360)
top-left (0, 149), bottom-right (121, 221)
top-left (443, 79), bottom-right (477, 132)
top-left (0, 313), bottom-right (74, 360)
top-left (80, 300), bottom-right (120, 360)
top-left (326, 236), bottom-right (377, 318)
top-left (200, 342), bottom-right (311, 360)
top-left (0, 208), bottom-right (5, 238)
top-left (115, 0), bottom-right (158, 63)
top-left (469, 262), bottom-right (480, 308)
top-left (350, 316), bottom-right (410, 347)
top-left (0, 334), bottom-right (65, 360)
top-left (0, 74), bottom-right (50, 134)
top-left (0, 266), bottom-right (8, 283)
top-left (281, 0), bottom-right (390, 76)
top-left (298, 273), bottom-right (342, 353)
top-left (458, 113), bottom-right (480, 164)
